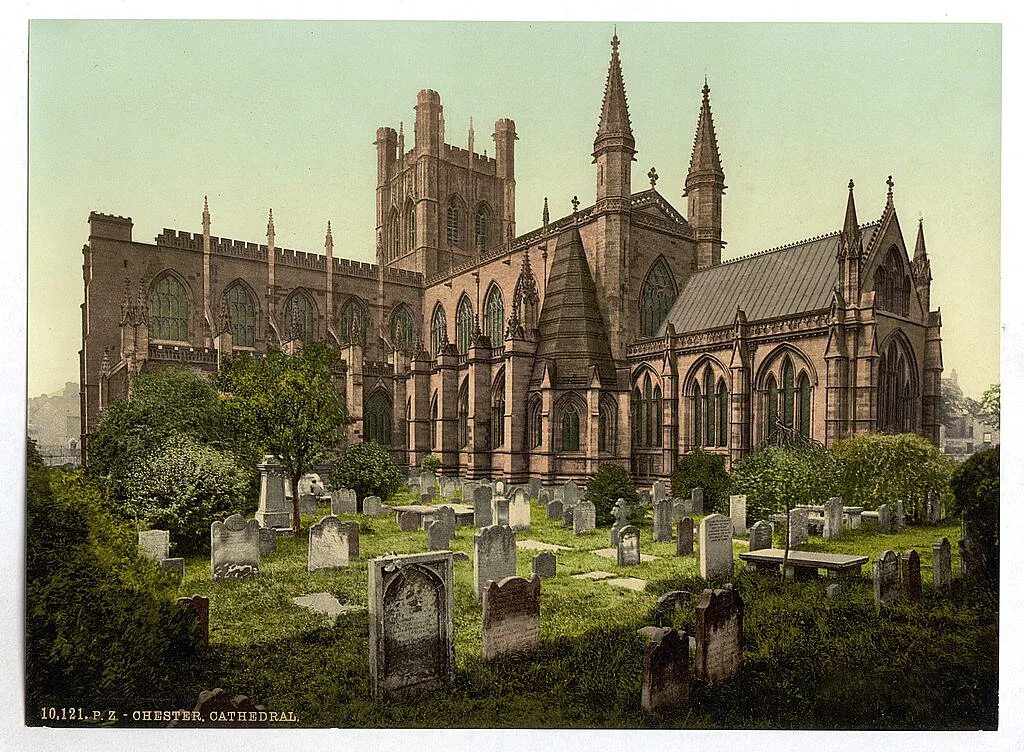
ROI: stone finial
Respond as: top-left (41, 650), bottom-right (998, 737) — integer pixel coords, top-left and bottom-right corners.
top-left (267, 208), bottom-right (275, 239)
top-left (571, 195), bottom-right (580, 214)
top-left (648, 166), bottom-right (659, 188)
top-left (886, 175), bottom-right (894, 206)
top-left (542, 196), bottom-right (549, 227)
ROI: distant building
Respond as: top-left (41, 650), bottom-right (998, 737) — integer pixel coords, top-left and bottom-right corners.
top-left (28, 382), bottom-right (82, 466)
top-left (940, 370), bottom-right (998, 460)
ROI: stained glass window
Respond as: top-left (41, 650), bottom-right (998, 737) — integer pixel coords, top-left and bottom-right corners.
top-left (149, 274), bottom-right (189, 342)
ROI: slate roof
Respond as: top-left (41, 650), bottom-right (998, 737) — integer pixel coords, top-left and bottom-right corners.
top-left (660, 222), bottom-right (880, 335)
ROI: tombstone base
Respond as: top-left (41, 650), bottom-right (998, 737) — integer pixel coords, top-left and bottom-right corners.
top-left (256, 511), bottom-right (292, 529)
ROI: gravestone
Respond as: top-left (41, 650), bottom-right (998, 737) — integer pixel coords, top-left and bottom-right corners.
top-left (495, 479), bottom-right (507, 496)
top-left (653, 498), bottom-right (674, 543)
top-left (538, 489), bottom-right (551, 506)
top-left (926, 490), bottom-right (941, 523)
top-left (210, 514), bottom-right (260, 580)
top-left (508, 490), bottom-right (531, 531)
top-left (959, 537), bottom-right (984, 581)
top-left (641, 628), bottom-right (689, 713)
top-left (617, 525), bottom-right (641, 566)
top-left (176, 594), bottom-right (209, 649)
top-left (434, 505), bottom-right (457, 530)
top-left (439, 477), bottom-right (455, 500)
top-left (339, 520), bottom-right (360, 559)
top-left (299, 493), bottom-right (319, 516)
top-left (655, 590), bottom-right (691, 620)
top-left (788, 507), bottom-right (809, 547)
top-left (877, 503), bottom-right (892, 533)
top-left (694, 584), bottom-right (744, 684)
top-left (873, 549), bottom-right (900, 608)
top-left (562, 506), bottom-right (574, 528)
top-left (482, 574), bottom-right (541, 661)
top-left (532, 551), bottom-right (556, 578)
top-left (473, 485), bottom-right (494, 527)
top-left (331, 488), bottom-right (357, 516)
top-left (426, 520), bottom-right (454, 551)
top-left (307, 515), bottom-right (349, 573)
top-left (573, 500), bottom-right (597, 535)
top-left (638, 489), bottom-right (652, 506)
top-left (420, 491), bottom-right (434, 507)
top-left (672, 498), bottom-right (688, 521)
top-left (399, 511), bottom-right (420, 532)
top-left (473, 525), bottom-right (518, 599)
top-left (368, 551), bottom-right (455, 699)
top-left (363, 496), bottom-right (383, 517)
top-left (256, 457), bottom-right (291, 529)
top-left (823, 497), bottom-right (844, 541)
top-left (729, 495), bottom-right (747, 536)
top-left (894, 500), bottom-right (906, 531)
top-left (900, 549), bottom-right (921, 602)
top-left (420, 471), bottom-right (436, 497)
top-left (651, 480), bottom-right (668, 503)
top-left (747, 520), bottom-right (773, 552)
top-left (610, 498), bottom-right (632, 546)
top-left (677, 517), bottom-right (694, 556)
top-left (138, 529), bottom-right (170, 561)
top-left (257, 526), bottom-right (277, 556)
top-left (160, 557), bottom-right (184, 581)
top-left (298, 473), bottom-right (323, 497)
top-left (491, 495), bottom-right (510, 526)
top-left (690, 487), bottom-right (704, 515)
top-left (527, 478), bottom-right (542, 498)
top-left (563, 480), bottom-right (581, 506)
top-left (462, 480), bottom-right (479, 501)
top-left (546, 499), bottom-right (563, 520)
top-left (933, 537), bottom-right (952, 589)
top-left (698, 514), bottom-right (733, 584)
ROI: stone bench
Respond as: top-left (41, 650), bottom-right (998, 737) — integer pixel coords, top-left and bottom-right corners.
top-left (739, 548), bottom-right (869, 580)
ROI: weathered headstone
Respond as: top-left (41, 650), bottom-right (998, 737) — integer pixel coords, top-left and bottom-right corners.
top-left (877, 503), bottom-right (892, 533)
top-left (160, 557), bottom-right (184, 582)
top-left (617, 525), bottom-right (641, 566)
top-left (699, 514), bottom-right (733, 584)
top-left (257, 525), bottom-right (277, 556)
top-left (473, 485), bottom-right (494, 527)
top-left (562, 506), bottom-right (574, 528)
top-left (256, 456), bottom-right (291, 529)
top-left (482, 574), bottom-right (541, 661)
top-left (933, 537), bottom-right (952, 589)
top-left (900, 549), bottom-right (921, 602)
top-left (651, 480), bottom-right (668, 503)
top-left (420, 491), bottom-right (434, 507)
top-left (873, 549), bottom-right (900, 608)
top-left (610, 498), bottom-right (631, 546)
top-left (495, 479), bottom-right (507, 496)
top-left (894, 500), bottom-right (906, 531)
top-left (538, 489), bottom-right (550, 506)
top-left (363, 496), bottom-right (383, 517)
top-left (508, 490), bottom-right (531, 531)
top-left (823, 497), bottom-right (844, 541)
top-left (138, 529), bottom-right (170, 561)
top-left (176, 594), bottom-right (209, 649)
top-left (339, 520), bottom-right (360, 559)
top-left (546, 499), bottom-right (563, 520)
top-left (331, 488), bottom-right (357, 516)
top-left (788, 507), bottom-right (809, 547)
top-left (426, 520), bottom-right (454, 551)
top-left (420, 471), bottom-right (436, 497)
top-left (368, 551), bottom-right (455, 699)
top-left (638, 489), bottom-right (653, 506)
top-left (532, 551), bottom-right (556, 578)
top-left (694, 584), bottom-right (744, 684)
top-left (641, 628), bottom-right (690, 713)
top-left (959, 537), bottom-right (984, 581)
top-left (677, 517), bottom-right (694, 556)
top-left (527, 478), bottom-right (541, 498)
top-left (690, 487), bottom-right (704, 515)
top-left (926, 490), bottom-right (941, 523)
top-left (563, 480), bottom-right (581, 505)
top-left (398, 511), bottom-right (420, 532)
top-left (299, 493), bottom-right (319, 515)
top-left (653, 498), bottom-right (674, 543)
top-left (729, 495), bottom-right (747, 536)
top-left (473, 524), bottom-right (517, 599)
top-left (210, 514), bottom-right (260, 580)
top-left (655, 590), bottom-right (691, 620)
top-left (747, 520), bottom-right (773, 552)
top-left (307, 515), bottom-right (349, 573)
top-left (491, 495), bottom-right (510, 526)
top-left (573, 500), bottom-right (596, 535)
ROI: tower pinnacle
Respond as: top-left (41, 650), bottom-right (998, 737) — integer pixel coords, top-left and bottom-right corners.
top-left (593, 30), bottom-right (635, 155)
top-left (838, 179), bottom-right (862, 259)
top-left (686, 78), bottom-right (724, 179)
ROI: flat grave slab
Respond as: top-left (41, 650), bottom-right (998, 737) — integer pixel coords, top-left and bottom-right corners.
top-left (292, 592), bottom-right (365, 622)
top-left (571, 570), bottom-right (617, 581)
top-left (516, 539), bottom-right (572, 552)
top-left (604, 577), bottom-right (647, 591)
top-left (739, 548), bottom-right (868, 578)
top-left (592, 547), bottom-right (657, 563)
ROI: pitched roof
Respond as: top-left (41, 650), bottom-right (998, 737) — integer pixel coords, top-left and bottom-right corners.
top-left (660, 222), bottom-right (880, 335)
top-left (532, 225), bottom-right (617, 387)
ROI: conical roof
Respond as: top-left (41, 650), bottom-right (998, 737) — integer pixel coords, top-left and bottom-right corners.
top-left (687, 80), bottom-right (724, 177)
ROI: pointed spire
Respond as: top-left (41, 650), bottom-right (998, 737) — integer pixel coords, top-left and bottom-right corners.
top-left (687, 78), bottom-right (724, 177)
top-left (468, 117), bottom-right (475, 152)
top-left (267, 208), bottom-right (275, 240)
top-left (914, 217), bottom-right (927, 261)
top-left (838, 179), bottom-right (863, 259)
top-left (325, 220), bottom-right (333, 253)
top-left (594, 30), bottom-right (634, 149)
top-left (542, 197), bottom-right (550, 227)
top-left (202, 195), bottom-right (211, 234)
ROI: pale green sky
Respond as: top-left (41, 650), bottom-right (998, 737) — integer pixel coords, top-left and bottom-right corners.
top-left (28, 21), bottom-right (1001, 399)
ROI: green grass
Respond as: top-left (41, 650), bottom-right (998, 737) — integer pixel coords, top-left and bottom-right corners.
top-left (162, 492), bottom-right (992, 729)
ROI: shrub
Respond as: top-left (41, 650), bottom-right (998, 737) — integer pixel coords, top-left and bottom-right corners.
top-left (831, 432), bottom-right (955, 518)
top-left (670, 448), bottom-right (732, 513)
top-left (732, 444), bottom-right (841, 523)
top-left (950, 446), bottom-right (999, 583)
top-left (584, 464), bottom-right (642, 526)
top-left (26, 466), bottom-right (196, 717)
top-left (121, 435), bottom-right (253, 555)
top-left (329, 441), bottom-right (402, 501)
top-left (420, 454), bottom-right (441, 474)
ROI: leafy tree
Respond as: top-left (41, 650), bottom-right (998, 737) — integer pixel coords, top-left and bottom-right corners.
top-left (329, 441), bottom-right (402, 501)
top-left (670, 448), bottom-right (732, 514)
top-left (951, 446), bottom-right (999, 584)
top-left (420, 454), bottom-right (441, 474)
top-left (27, 435), bottom-right (44, 468)
top-left (979, 383), bottom-right (1000, 430)
top-left (122, 435), bottom-right (253, 554)
top-left (830, 433), bottom-right (954, 519)
top-left (584, 464), bottom-right (642, 526)
top-left (216, 342), bottom-right (348, 532)
top-left (732, 444), bottom-right (841, 526)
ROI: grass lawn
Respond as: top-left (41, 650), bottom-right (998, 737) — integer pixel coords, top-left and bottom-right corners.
top-left (168, 491), bottom-right (994, 729)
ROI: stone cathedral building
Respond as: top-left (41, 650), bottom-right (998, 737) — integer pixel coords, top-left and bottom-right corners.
top-left (79, 34), bottom-right (942, 482)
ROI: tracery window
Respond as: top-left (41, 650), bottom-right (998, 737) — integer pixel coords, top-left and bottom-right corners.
top-left (561, 404), bottom-right (581, 452)
top-left (631, 374), bottom-right (663, 448)
top-left (484, 284), bottom-right (504, 345)
top-left (762, 355), bottom-right (812, 442)
top-left (364, 391), bottom-right (393, 446)
top-left (285, 292), bottom-right (315, 342)
top-left (390, 305), bottom-right (414, 351)
top-left (431, 304), bottom-right (447, 357)
top-left (529, 397), bottom-right (543, 448)
top-left (338, 298), bottom-right (367, 344)
top-left (491, 371), bottom-right (505, 449)
top-left (878, 338), bottom-right (916, 433)
top-left (598, 399), bottom-right (616, 453)
top-left (149, 274), bottom-right (189, 342)
top-left (874, 246), bottom-right (911, 317)
top-left (689, 366), bottom-right (729, 448)
top-left (639, 257), bottom-right (677, 337)
top-left (455, 295), bottom-right (474, 354)
top-left (406, 204), bottom-right (416, 251)
top-left (446, 198), bottom-right (462, 246)
top-left (474, 206), bottom-right (489, 252)
top-left (457, 380), bottom-right (469, 448)
top-left (387, 210), bottom-right (399, 260)
top-left (223, 282), bottom-right (257, 347)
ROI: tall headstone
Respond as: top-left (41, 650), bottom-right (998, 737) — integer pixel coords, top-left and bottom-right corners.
top-left (729, 495), bottom-right (747, 536)
top-left (690, 487), bottom-right (704, 515)
top-left (363, 496), bottom-right (383, 517)
top-left (256, 456), bottom-right (291, 529)
top-left (482, 574), bottom-right (541, 661)
top-left (959, 537), bottom-right (984, 581)
top-left (894, 500), bottom-right (906, 531)
top-left (562, 506), bottom-right (574, 529)
top-left (307, 515), bottom-right (349, 573)
top-left (694, 584), bottom-right (744, 684)
top-left (677, 517), bottom-right (694, 556)
top-left (368, 551), bottom-right (455, 699)
top-left (563, 480), bottom-right (581, 506)
top-left (873, 549), bottom-right (900, 608)
top-left (426, 520), bottom-right (454, 551)
top-left (257, 526), bottom-right (277, 556)
top-left (610, 498), bottom-right (631, 546)
top-left (399, 511), bottom-right (420, 532)
top-left (473, 485), bottom-right (494, 527)
top-left (210, 514), bottom-right (260, 580)
top-left (473, 525), bottom-right (517, 599)
top-left (641, 628), bottom-right (690, 713)
top-left (176, 595), bottom-right (210, 649)
top-left (926, 490), bottom-right (941, 523)
top-left (573, 500), bottom-right (597, 535)
top-left (508, 489), bottom-right (531, 531)
top-left (698, 514), bottom-right (733, 584)
top-left (653, 498), bottom-right (674, 543)
top-left (788, 507), bottom-right (809, 547)
top-left (331, 488), bottom-right (357, 516)
top-left (538, 489), bottom-right (551, 507)
top-left (823, 497), bottom-right (844, 541)
top-left (339, 520), bottom-right (360, 559)
top-left (747, 520), bottom-right (773, 552)
top-left (617, 525), bottom-right (641, 566)
top-left (546, 499), bottom-right (563, 521)
top-left (527, 478), bottom-right (541, 498)
top-left (491, 495), bottom-right (510, 526)
top-left (420, 491), bottom-right (435, 507)
top-left (651, 480), bottom-right (668, 503)
top-left (900, 549), bottom-right (921, 602)
top-left (138, 529), bottom-right (170, 561)
top-left (877, 503), bottom-right (892, 533)
top-left (532, 551), bottom-right (556, 578)
top-left (933, 537), bottom-right (952, 589)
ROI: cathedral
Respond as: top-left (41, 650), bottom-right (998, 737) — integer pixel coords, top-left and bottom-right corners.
top-left (79, 33), bottom-right (942, 483)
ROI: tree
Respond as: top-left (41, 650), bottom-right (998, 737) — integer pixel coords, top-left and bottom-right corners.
top-left (584, 464), bottom-right (642, 526)
top-left (27, 435), bottom-right (44, 469)
top-left (328, 441), bottom-right (402, 501)
top-left (950, 446), bottom-right (999, 584)
top-left (216, 342), bottom-right (348, 532)
top-left (670, 448), bottom-right (732, 514)
top-left (979, 383), bottom-right (1000, 430)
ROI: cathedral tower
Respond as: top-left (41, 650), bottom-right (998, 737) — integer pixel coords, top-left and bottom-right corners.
top-left (685, 80), bottom-right (726, 270)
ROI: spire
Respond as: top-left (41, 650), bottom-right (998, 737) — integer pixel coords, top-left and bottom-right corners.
top-left (267, 208), bottom-right (275, 242)
top-left (468, 117), bottom-right (475, 153)
top-left (914, 217), bottom-right (927, 262)
top-left (398, 121), bottom-right (405, 155)
top-left (542, 196), bottom-right (549, 227)
top-left (837, 179), bottom-right (863, 259)
top-left (593, 30), bottom-right (634, 152)
top-left (325, 220), bottom-right (333, 254)
top-left (687, 78), bottom-right (724, 177)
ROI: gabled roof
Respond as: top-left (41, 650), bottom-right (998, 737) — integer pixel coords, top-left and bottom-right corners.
top-left (660, 222), bottom-right (880, 335)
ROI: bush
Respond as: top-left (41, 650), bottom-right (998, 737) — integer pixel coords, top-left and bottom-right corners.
top-left (671, 448), bottom-right (732, 513)
top-left (420, 454), bottom-right (441, 474)
top-left (831, 433), bottom-right (955, 518)
top-left (732, 444), bottom-right (841, 523)
top-left (584, 464), bottom-right (642, 526)
top-left (26, 466), bottom-right (196, 717)
top-left (950, 446), bottom-right (999, 583)
top-left (329, 441), bottom-right (402, 501)
top-left (121, 435), bottom-right (253, 555)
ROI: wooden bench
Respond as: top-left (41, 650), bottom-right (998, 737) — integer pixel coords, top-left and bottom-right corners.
top-left (739, 548), bottom-right (869, 580)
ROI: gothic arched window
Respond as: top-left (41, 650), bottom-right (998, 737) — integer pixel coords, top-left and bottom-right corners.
top-left (484, 284), bottom-right (504, 345)
top-left (491, 371), bottom-right (505, 449)
top-left (388, 210), bottom-right (400, 260)
top-left (691, 366), bottom-right (728, 448)
top-left (530, 397), bottom-right (543, 448)
top-left (762, 356), bottom-right (813, 442)
top-left (223, 282), bottom-right (257, 347)
top-left (406, 203), bottom-right (416, 251)
top-left (285, 291), bottom-right (315, 343)
top-left (338, 298), bottom-right (367, 344)
top-left (446, 197), bottom-right (462, 246)
top-left (599, 399), bottom-right (616, 453)
top-left (390, 305), bottom-right (414, 351)
top-left (634, 374), bottom-right (663, 448)
top-left (765, 373), bottom-right (780, 443)
top-left (878, 338), bottom-right (916, 433)
top-left (798, 372), bottom-right (811, 439)
top-left (431, 304), bottom-right (447, 357)
top-left (430, 391), bottom-right (439, 449)
top-left (717, 378), bottom-right (729, 447)
top-left (149, 274), bottom-right (189, 342)
top-left (561, 404), bottom-right (581, 452)
top-left (457, 380), bottom-right (469, 448)
top-left (364, 391), bottom-right (393, 446)
top-left (639, 257), bottom-right (677, 337)
top-left (456, 295), bottom-right (474, 354)
top-left (474, 206), bottom-right (489, 252)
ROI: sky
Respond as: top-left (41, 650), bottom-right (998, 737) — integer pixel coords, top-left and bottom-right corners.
top-left (27, 20), bottom-right (1001, 399)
